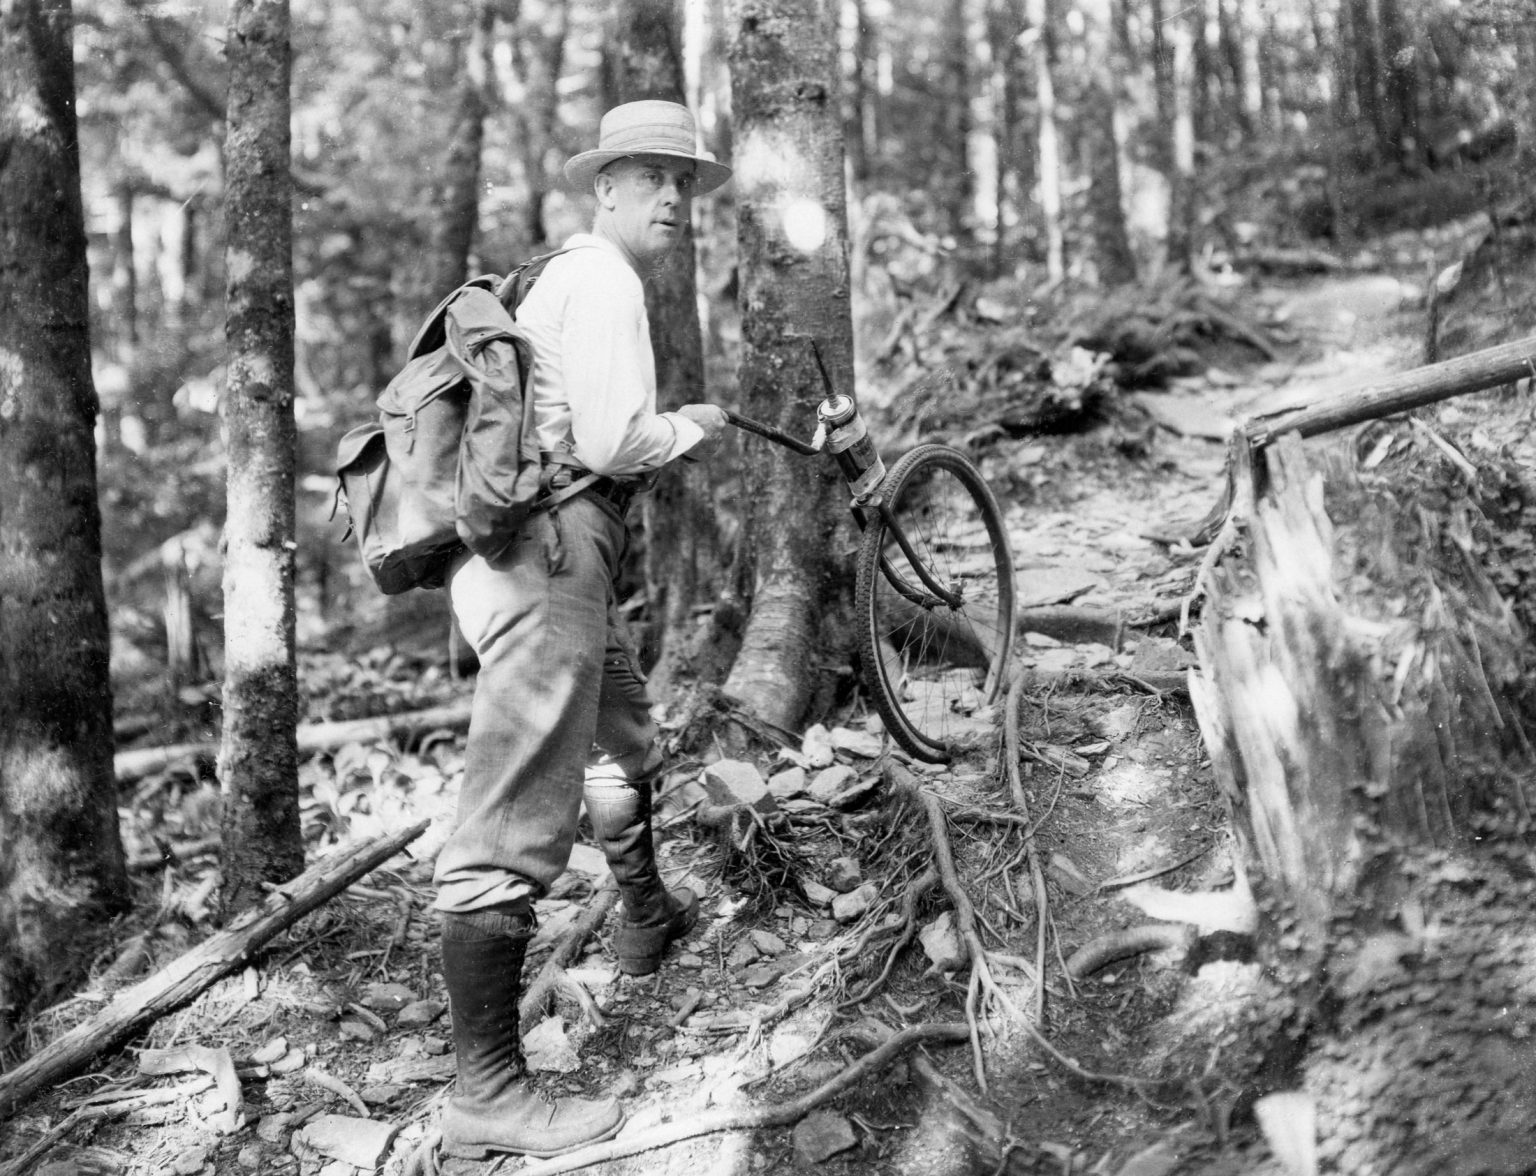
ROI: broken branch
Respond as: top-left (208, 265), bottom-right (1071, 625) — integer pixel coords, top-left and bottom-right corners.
top-left (0, 821), bottom-right (428, 1120)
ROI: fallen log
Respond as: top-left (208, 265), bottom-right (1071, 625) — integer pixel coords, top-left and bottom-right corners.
top-left (0, 820), bottom-right (428, 1120)
top-left (113, 700), bottom-right (474, 783)
top-left (1245, 329), bottom-right (1536, 448)
top-left (1183, 331), bottom-right (1536, 545)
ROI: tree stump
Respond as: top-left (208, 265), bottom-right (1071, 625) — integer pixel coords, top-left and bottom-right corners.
top-left (1186, 425), bottom-right (1536, 1174)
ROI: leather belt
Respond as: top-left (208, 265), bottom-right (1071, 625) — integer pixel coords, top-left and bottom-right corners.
top-left (584, 475), bottom-right (636, 515)
top-left (541, 458), bottom-right (636, 516)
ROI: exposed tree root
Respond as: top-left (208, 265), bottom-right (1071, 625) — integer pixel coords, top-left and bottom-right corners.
top-left (519, 883), bottom-right (619, 1034)
top-left (1064, 924), bottom-right (1196, 981)
top-left (509, 1022), bottom-right (969, 1176)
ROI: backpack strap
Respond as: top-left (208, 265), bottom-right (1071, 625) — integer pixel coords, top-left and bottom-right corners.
top-left (495, 248), bottom-right (572, 311)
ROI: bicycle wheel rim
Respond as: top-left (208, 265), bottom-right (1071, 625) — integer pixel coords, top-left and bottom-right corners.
top-left (855, 444), bottom-right (1015, 763)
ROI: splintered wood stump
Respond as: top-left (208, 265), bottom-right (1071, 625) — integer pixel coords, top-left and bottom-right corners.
top-left (1190, 430), bottom-right (1535, 929)
top-left (1186, 426), bottom-right (1536, 1175)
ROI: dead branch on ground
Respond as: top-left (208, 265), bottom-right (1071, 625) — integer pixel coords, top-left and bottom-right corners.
top-left (0, 821), bottom-right (429, 1120)
top-left (114, 701), bottom-right (475, 783)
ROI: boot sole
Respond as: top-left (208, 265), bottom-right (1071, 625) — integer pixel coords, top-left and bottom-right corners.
top-left (443, 1112), bottom-right (625, 1160)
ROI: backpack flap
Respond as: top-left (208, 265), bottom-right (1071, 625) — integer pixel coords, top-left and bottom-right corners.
top-left (445, 288), bottom-right (545, 562)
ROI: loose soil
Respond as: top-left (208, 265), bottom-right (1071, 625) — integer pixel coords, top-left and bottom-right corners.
top-left (3, 212), bottom-right (1528, 1176)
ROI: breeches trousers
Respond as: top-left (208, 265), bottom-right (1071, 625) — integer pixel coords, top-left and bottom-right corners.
top-left (433, 496), bottom-right (657, 912)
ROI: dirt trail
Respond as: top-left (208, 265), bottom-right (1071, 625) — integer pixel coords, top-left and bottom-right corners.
top-left (0, 270), bottom-right (1436, 1176)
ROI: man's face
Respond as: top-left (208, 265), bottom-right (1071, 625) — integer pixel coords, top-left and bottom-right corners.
top-left (596, 155), bottom-right (697, 267)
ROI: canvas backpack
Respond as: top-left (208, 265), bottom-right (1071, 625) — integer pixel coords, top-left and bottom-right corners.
top-left (334, 251), bottom-right (594, 595)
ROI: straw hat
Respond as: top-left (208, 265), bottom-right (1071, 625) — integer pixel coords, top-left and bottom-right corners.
top-left (564, 100), bottom-right (732, 195)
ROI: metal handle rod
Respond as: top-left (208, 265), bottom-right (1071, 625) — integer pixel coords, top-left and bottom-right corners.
top-left (723, 409), bottom-right (821, 456)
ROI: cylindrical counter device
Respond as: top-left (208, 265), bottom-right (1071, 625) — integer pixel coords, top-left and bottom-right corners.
top-left (816, 394), bottom-right (887, 499)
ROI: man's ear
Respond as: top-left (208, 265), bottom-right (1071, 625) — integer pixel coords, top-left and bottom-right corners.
top-left (594, 171), bottom-right (618, 210)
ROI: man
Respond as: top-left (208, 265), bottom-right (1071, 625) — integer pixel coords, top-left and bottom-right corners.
top-left (432, 101), bottom-right (731, 1160)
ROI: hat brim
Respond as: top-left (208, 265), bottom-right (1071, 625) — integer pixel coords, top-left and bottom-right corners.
top-left (564, 148), bottom-right (732, 195)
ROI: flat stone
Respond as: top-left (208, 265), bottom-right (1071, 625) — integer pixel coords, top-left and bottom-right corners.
top-left (749, 929), bottom-right (787, 955)
top-left (768, 767), bottom-right (809, 798)
top-left (256, 1113), bottom-right (295, 1144)
top-left (395, 999), bottom-right (444, 1028)
top-left (808, 765), bottom-right (856, 804)
top-left (919, 911), bottom-right (965, 973)
top-left (523, 1017), bottom-right (580, 1073)
top-left (249, 1037), bottom-right (288, 1066)
top-left (338, 1019), bottom-right (378, 1042)
top-left (825, 774), bottom-right (880, 811)
top-left (361, 982), bottom-right (417, 1011)
top-left (702, 759), bottom-right (778, 813)
top-left (826, 857), bottom-right (862, 893)
top-left (793, 1110), bottom-right (858, 1164)
top-left (829, 726), bottom-right (884, 758)
top-left (806, 918), bottom-right (839, 940)
top-left (295, 1116), bottom-right (400, 1170)
top-left (727, 939), bottom-right (761, 969)
top-left (170, 1145), bottom-right (209, 1175)
top-left (740, 962), bottom-right (782, 989)
top-left (802, 880), bottom-right (838, 908)
top-left (832, 883), bottom-right (878, 923)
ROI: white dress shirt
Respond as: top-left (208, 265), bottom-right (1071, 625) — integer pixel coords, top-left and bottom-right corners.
top-left (516, 233), bottom-right (704, 477)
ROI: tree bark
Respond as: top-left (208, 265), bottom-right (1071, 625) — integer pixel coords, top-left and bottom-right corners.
top-left (219, 0), bottom-right (303, 917)
top-left (723, 0), bottom-right (855, 733)
top-left (1079, 0), bottom-right (1136, 286)
top-left (510, 0), bottom-right (568, 247)
top-left (940, 0), bottom-right (972, 241)
top-left (0, 0), bottom-right (130, 1030)
top-left (1026, 0), bottom-right (1065, 283)
top-left (425, 0), bottom-right (493, 295)
top-left (1186, 431), bottom-right (1536, 1172)
top-left (603, 0), bottom-right (720, 685)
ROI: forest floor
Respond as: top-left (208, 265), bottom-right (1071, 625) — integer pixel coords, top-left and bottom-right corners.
top-left (3, 207), bottom-right (1530, 1176)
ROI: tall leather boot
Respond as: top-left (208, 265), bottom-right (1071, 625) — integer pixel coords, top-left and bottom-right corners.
top-left (584, 771), bottom-right (699, 976)
top-left (439, 905), bottom-right (624, 1159)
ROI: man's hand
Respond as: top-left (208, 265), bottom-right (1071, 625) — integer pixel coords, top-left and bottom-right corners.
top-left (677, 403), bottom-right (729, 460)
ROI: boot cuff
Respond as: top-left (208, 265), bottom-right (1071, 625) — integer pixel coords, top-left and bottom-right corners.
top-left (441, 906), bottom-right (534, 941)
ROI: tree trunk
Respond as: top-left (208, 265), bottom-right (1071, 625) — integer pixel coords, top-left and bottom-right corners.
top-left (1149, 0), bottom-right (1195, 272)
top-left (1345, 0), bottom-right (1385, 158)
top-left (1190, 0), bottom-right (1213, 144)
top-left (1027, 0), bottom-right (1064, 283)
top-left (511, 0), bottom-right (568, 247)
top-left (1214, 0), bottom-right (1250, 137)
top-left (425, 0), bottom-right (493, 295)
top-left (940, 0), bottom-right (972, 241)
top-left (723, 0), bottom-right (855, 733)
top-left (1079, 0), bottom-right (1136, 286)
top-left (989, 0), bottom-right (1027, 275)
top-left (602, 0), bottom-right (720, 687)
top-left (1378, 0), bottom-right (1420, 170)
top-left (219, 0), bottom-right (303, 917)
top-left (845, 0), bottom-right (877, 184)
top-left (0, 0), bottom-right (130, 1030)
